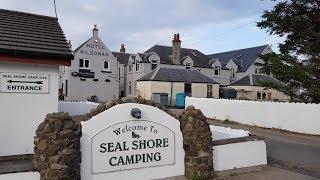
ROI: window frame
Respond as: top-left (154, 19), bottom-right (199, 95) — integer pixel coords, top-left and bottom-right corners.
top-left (207, 84), bottom-right (213, 98)
top-left (214, 66), bottom-right (221, 76)
top-left (185, 63), bottom-right (191, 69)
top-left (151, 60), bottom-right (157, 70)
top-left (103, 61), bottom-right (110, 71)
top-left (79, 58), bottom-right (90, 69)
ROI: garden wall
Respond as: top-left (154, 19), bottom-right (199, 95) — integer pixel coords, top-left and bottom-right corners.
top-left (186, 97), bottom-right (320, 135)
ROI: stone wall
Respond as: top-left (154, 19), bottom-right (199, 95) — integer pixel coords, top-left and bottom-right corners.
top-left (180, 106), bottom-right (214, 179)
top-left (33, 113), bottom-right (81, 180)
top-left (33, 98), bottom-right (214, 179)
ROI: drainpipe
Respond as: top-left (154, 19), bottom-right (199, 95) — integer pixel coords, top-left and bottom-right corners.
top-left (170, 82), bottom-right (173, 106)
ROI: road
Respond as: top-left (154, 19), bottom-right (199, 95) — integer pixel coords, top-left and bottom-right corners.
top-left (206, 119), bottom-right (320, 179)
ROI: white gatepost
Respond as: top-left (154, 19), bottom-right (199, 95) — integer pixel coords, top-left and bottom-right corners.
top-left (81, 103), bottom-right (185, 180)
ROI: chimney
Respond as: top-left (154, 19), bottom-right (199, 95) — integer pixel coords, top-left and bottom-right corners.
top-left (120, 44), bottom-right (126, 53)
top-left (172, 33), bottom-right (181, 65)
top-left (93, 24), bottom-right (99, 37)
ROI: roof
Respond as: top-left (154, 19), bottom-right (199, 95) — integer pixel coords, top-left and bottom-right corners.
top-left (73, 39), bottom-right (90, 53)
top-left (0, 9), bottom-right (73, 60)
top-left (112, 52), bottom-right (131, 65)
top-left (229, 74), bottom-right (286, 87)
top-left (144, 45), bottom-right (211, 68)
top-left (137, 68), bottom-right (218, 84)
top-left (207, 45), bottom-right (268, 72)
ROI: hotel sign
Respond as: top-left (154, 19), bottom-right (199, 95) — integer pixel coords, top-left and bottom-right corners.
top-left (91, 120), bottom-right (175, 173)
top-left (0, 72), bottom-right (50, 94)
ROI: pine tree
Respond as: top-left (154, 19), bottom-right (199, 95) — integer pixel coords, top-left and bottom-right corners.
top-left (257, 0), bottom-right (320, 103)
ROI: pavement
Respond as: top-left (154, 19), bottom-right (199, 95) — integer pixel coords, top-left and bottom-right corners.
top-left (206, 118), bottom-right (320, 179)
top-left (160, 166), bottom-right (318, 180)
top-left (170, 108), bottom-right (320, 179)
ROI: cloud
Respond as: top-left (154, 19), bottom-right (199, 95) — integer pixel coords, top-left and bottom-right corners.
top-left (0, 0), bottom-right (280, 53)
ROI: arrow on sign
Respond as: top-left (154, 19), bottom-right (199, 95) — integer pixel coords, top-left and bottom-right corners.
top-left (7, 80), bottom-right (43, 84)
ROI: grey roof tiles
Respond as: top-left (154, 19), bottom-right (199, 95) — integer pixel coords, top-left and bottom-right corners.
top-left (229, 74), bottom-right (286, 86)
top-left (137, 67), bottom-right (218, 84)
top-left (0, 9), bottom-right (73, 60)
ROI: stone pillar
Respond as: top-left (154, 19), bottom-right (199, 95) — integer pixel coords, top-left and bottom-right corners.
top-left (33, 113), bottom-right (81, 180)
top-left (180, 106), bottom-right (214, 179)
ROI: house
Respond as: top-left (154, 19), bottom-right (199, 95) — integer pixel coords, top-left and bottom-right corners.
top-left (61, 25), bottom-right (119, 102)
top-left (207, 44), bottom-right (272, 85)
top-left (228, 74), bottom-right (290, 101)
top-left (125, 34), bottom-right (273, 97)
top-left (112, 45), bottom-right (131, 98)
top-left (0, 9), bottom-right (73, 156)
top-left (136, 68), bottom-right (219, 106)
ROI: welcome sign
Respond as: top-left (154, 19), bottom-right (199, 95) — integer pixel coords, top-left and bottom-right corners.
top-left (81, 103), bottom-right (184, 180)
top-left (91, 120), bottom-right (175, 173)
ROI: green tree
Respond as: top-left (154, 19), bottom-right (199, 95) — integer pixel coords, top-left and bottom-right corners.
top-left (257, 0), bottom-right (320, 103)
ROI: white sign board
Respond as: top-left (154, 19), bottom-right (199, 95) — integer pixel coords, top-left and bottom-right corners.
top-left (0, 72), bottom-right (49, 94)
top-left (81, 103), bottom-right (184, 180)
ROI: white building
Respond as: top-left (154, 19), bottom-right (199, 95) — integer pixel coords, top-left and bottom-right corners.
top-left (0, 9), bottom-right (73, 156)
top-left (61, 25), bottom-right (119, 102)
top-left (124, 34), bottom-right (273, 98)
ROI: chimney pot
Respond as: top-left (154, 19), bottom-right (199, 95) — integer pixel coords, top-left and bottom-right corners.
top-left (172, 33), bottom-right (181, 64)
top-left (93, 24), bottom-right (99, 37)
top-left (120, 44), bottom-right (126, 53)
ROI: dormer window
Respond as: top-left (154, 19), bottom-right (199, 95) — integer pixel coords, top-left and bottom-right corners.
top-left (214, 66), bottom-right (220, 75)
top-left (151, 60), bottom-right (157, 70)
top-left (186, 63), bottom-right (191, 69)
top-left (79, 59), bottom-right (90, 69)
top-left (231, 68), bottom-right (235, 78)
top-left (255, 67), bottom-right (261, 74)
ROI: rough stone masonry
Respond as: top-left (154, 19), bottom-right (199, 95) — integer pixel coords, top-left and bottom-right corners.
top-left (33, 113), bottom-right (81, 180)
top-left (180, 106), bottom-right (214, 179)
top-left (33, 97), bottom-right (214, 179)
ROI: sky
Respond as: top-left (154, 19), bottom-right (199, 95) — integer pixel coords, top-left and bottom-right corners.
top-left (0, 0), bottom-right (285, 54)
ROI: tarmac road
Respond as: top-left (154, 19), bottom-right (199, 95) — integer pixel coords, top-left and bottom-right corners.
top-left (206, 119), bottom-right (320, 179)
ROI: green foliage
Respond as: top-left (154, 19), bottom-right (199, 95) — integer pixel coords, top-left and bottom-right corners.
top-left (191, 175), bottom-right (203, 180)
top-left (257, 0), bottom-right (320, 103)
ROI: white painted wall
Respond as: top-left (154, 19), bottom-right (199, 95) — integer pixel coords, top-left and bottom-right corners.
top-left (0, 172), bottom-right (39, 180)
top-left (58, 101), bottom-right (99, 116)
top-left (210, 125), bottom-right (250, 140)
top-left (0, 62), bottom-right (59, 156)
top-left (213, 141), bottom-right (267, 171)
top-left (186, 97), bottom-right (320, 135)
top-left (81, 103), bottom-right (184, 180)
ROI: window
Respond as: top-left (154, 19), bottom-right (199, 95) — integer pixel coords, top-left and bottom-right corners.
top-left (128, 82), bottom-right (132, 94)
top-left (129, 64), bottom-right (132, 72)
top-left (231, 68), bottom-right (235, 78)
top-left (257, 92), bottom-right (267, 100)
top-left (79, 59), bottom-right (90, 69)
top-left (214, 66), bottom-right (220, 76)
top-left (104, 61), bottom-right (109, 70)
top-left (186, 63), bottom-right (191, 69)
top-left (255, 68), bottom-right (261, 74)
top-left (184, 83), bottom-right (192, 94)
top-left (65, 80), bottom-right (68, 96)
top-left (207, 84), bottom-right (213, 98)
top-left (136, 62), bottom-right (140, 71)
top-left (151, 61), bottom-right (157, 70)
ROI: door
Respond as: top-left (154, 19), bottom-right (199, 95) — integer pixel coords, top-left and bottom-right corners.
top-left (184, 83), bottom-right (192, 95)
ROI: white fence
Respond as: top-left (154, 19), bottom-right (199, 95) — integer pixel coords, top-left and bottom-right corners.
top-left (58, 101), bottom-right (99, 116)
top-left (186, 97), bottom-right (320, 135)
